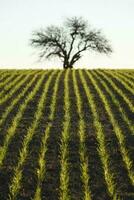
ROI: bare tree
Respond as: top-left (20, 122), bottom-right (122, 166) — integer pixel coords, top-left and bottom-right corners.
top-left (31, 17), bottom-right (112, 69)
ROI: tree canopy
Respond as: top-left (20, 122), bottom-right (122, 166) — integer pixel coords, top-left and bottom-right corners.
top-left (31, 17), bottom-right (112, 69)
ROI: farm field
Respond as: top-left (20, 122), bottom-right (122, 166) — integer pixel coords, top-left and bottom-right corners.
top-left (0, 69), bottom-right (134, 200)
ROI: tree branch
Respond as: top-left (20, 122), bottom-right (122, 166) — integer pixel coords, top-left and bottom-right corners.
top-left (67, 34), bottom-right (76, 60)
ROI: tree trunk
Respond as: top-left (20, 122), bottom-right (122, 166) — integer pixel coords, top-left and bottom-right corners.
top-left (63, 59), bottom-right (67, 69)
top-left (63, 60), bottom-right (73, 69)
top-left (63, 63), bottom-right (68, 69)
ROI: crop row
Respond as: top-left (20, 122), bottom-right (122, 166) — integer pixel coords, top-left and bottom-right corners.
top-left (0, 69), bottom-right (134, 199)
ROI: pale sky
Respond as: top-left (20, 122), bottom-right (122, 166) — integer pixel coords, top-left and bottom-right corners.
top-left (0, 0), bottom-right (134, 69)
